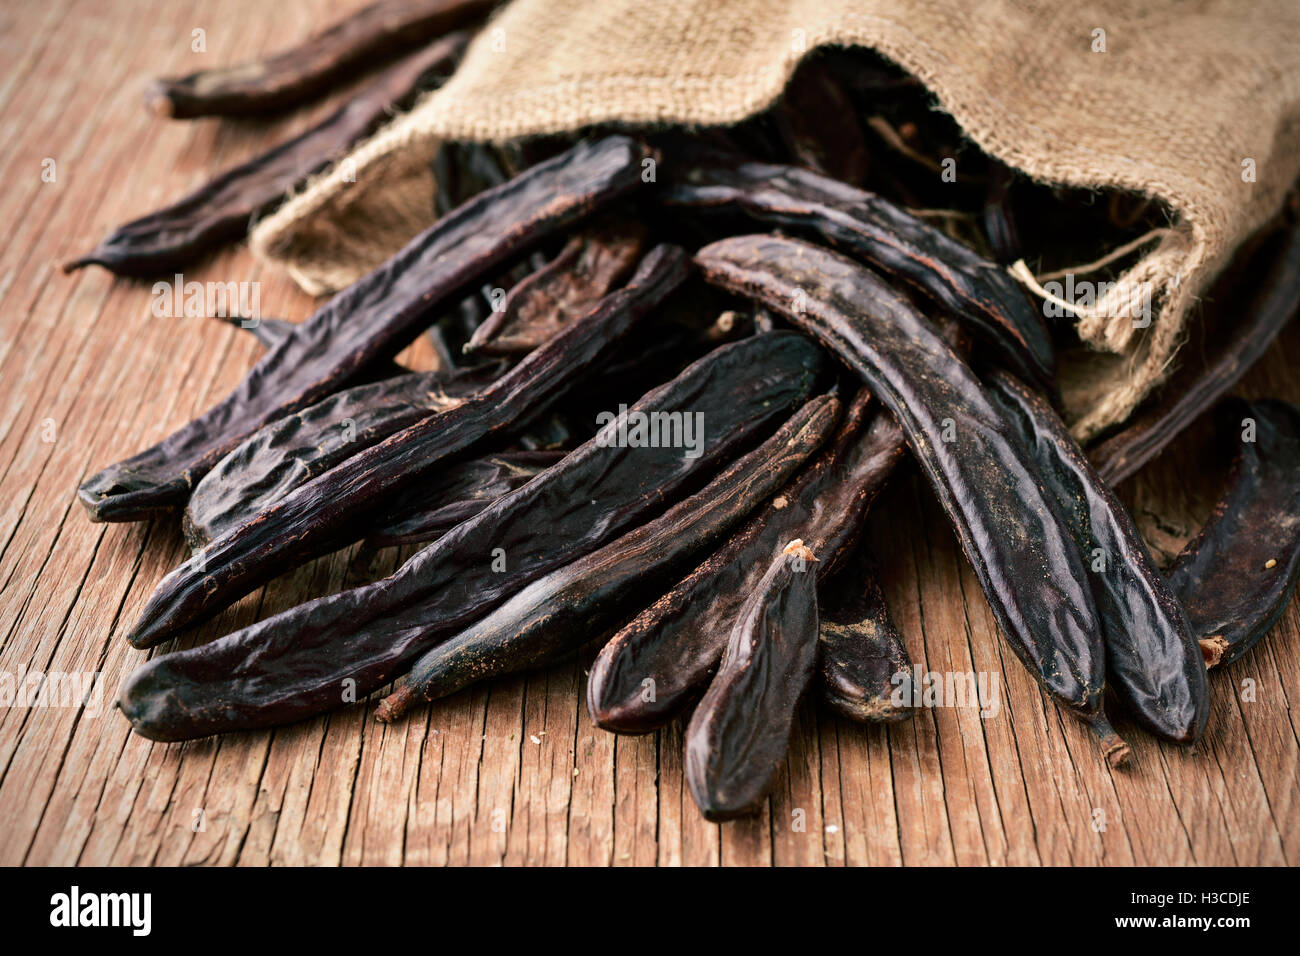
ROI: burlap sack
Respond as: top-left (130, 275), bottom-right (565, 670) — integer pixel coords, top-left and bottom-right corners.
top-left (250, 0), bottom-right (1300, 439)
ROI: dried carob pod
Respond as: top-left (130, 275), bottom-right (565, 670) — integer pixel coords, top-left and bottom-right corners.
top-left (663, 152), bottom-right (1056, 388)
top-left (685, 540), bottom-right (822, 821)
top-left (588, 389), bottom-right (904, 733)
top-left (146, 0), bottom-right (494, 118)
top-left (376, 397), bottom-right (841, 721)
top-left (1091, 215), bottom-right (1300, 485)
top-left (465, 223), bottom-right (646, 355)
top-left (184, 363), bottom-right (502, 547)
top-left (987, 370), bottom-right (1208, 745)
top-left (79, 135), bottom-right (650, 522)
top-left (818, 545), bottom-right (914, 723)
top-left (772, 62), bottom-right (870, 187)
top-left (698, 234), bottom-right (1128, 766)
top-left (1166, 398), bottom-right (1300, 669)
top-left (117, 332), bottom-right (826, 740)
top-left (125, 244), bottom-right (689, 647)
top-left (68, 33), bottom-right (469, 277)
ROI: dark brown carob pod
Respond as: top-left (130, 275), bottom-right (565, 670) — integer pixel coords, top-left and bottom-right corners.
top-left (587, 389), bottom-right (904, 733)
top-left (376, 398), bottom-right (841, 721)
top-left (219, 316), bottom-right (408, 380)
top-left (663, 153), bottom-right (1055, 388)
top-left (117, 332), bottom-right (826, 741)
top-left (465, 223), bottom-right (646, 355)
top-left (78, 135), bottom-right (650, 522)
top-left (125, 244), bottom-right (689, 648)
top-left (986, 370), bottom-right (1209, 745)
top-left (1090, 216), bottom-right (1300, 485)
top-left (697, 234), bottom-right (1128, 766)
top-left (685, 540), bottom-right (822, 821)
top-left (146, 0), bottom-right (494, 118)
top-left (1166, 398), bottom-right (1300, 669)
top-left (183, 363), bottom-right (501, 547)
top-left (67, 33), bottom-right (469, 277)
top-left (818, 546), bottom-right (915, 724)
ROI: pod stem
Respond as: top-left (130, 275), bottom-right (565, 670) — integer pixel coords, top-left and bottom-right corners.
top-left (374, 685), bottom-right (416, 724)
top-left (1199, 635), bottom-right (1230, 669)
top-left (1087, 711), bottom-right (1132, 769)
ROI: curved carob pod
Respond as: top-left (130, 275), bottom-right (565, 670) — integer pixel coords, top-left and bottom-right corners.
top-left (697, 234), bottom-right (1128, 766)
top-left (588, 389), bottom-right (904, 733)
top-left (986, 370), bottom-right (1208, 745)
top-left (220, 316), bottom-right (411, 380)
top-left (1090, 216), bottom-right (1300, 485)
top-left (661, 152), bottom-right (1056, 388)
top-left (67, 33), bottom-right (469, 277)
top-left (125, 244), bottom-right (689, 648)
top-left (376, 396), bottom-right (841, 721)
top-left (819, 545), bottom-right (915, 724)
top-left (465, 223), bottom-right (646, 356)
top-left (78, 135), bottom-right (650, 522)
top-left (685, 540), bottom-right (822, 821)
top-left (117, 332), bottom-right (827, 741)
top-left (184, 363), bottom-right (501, 547)
top-left (362, 450), bottom-right (564, 551)
top-left (1166, 398), bottom-right (1300, 669)
top-left (146, 0), bottom-right (494, 118)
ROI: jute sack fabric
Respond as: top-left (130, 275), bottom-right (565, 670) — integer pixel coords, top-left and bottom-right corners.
top-left (250, 0), bottom-right (1300, 438)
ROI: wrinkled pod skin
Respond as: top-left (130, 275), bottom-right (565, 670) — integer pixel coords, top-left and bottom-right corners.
top-left (118, 332), bottom-right (826, 741)
top-left (588, 388), bottom-right (905, 733)
top-left (376, 396), bottom-right (841, 721)
top-left (662, 150), bottom-right (1055, 389)
top-left (696, 234), bottom-right (1128, 766)
top-left (986, 370), bottom-right (1208, 745)
top-left (1166, 398), bottom-right (1300, 669)
top-left (79, 135), bottom-right (650, 522)
top-left (146, 0), bottom-right (494, 118)
top-left (685, 541), bottom-right (822, 821)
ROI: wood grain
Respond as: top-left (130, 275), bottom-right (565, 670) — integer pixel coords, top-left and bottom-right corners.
top-left (0, 0), bottom-right (1296, 867)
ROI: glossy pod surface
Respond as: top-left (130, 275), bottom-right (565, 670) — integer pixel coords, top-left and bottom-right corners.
top-left (1166, 398), bottom-right (1300, 668)
top-left (664, 155), bottom-right (1055, 387)
top-left (118, 332), bottom-right (826, 740)
top-left (125, 244), bottom-right (690, 647)
top-left (377, 396), bottom-right (841, 719)
top-left (697, 234), bottom-right (1123, 761)
top-left (987, 370), bottom-right (1208, 744)
top-left (146, 0), bottom-right (493, 117)
top-left (79, 135), bottom-right (650, 522)
top-left (68, 34), bottom-right (469, 277)
top-left (685, 541), bottom-right (822, 821)
top-left (588, 389), bottom-right (904, 733)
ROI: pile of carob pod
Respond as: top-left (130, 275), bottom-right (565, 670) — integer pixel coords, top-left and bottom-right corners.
top-left (68, 0), bottom-right (1300, 820)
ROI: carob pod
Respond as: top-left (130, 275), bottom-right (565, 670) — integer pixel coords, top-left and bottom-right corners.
top-left (1090, 215), bottom-right (1300, 485)
top-left (219, 316), bottom-right (410, 380)
top-left (465, 223), bottom-right (646, 356)
top-left (117, 332), bottom-right (826, 741)
top-left (1166, 398), bottom-right (1300, 669)
top-left (986, 370), bottom-right (1208, 744)
top-left (376, 396), bottom-right (841, 720)
top-left (662, 152), bottom-right (1056, 389)
top-left (819, 545), bottom-right (915, 724)
top-left (184, 363), bottom-right (502, 547)
top-left (79, 135), bottom-right (649, 522)
top-left (125, 244), bottom-right (689, 647)
top-left (697, 234), bottom-right (1127, 766)
top-left (67, 33), bottom-right (469, 277)
top-left (361, 450), bottom-right (564, 551)
top-left (588, 389), bottom-right (905, 733)
top-left (146, 0), bottom-right (494, 118)
top-left (684, 540), bottom-right (822, 821)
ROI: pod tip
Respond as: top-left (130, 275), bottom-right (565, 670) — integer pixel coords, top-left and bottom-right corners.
top-left (1199, 635), bottom-right (1230, 669)
top-left (375, 685), bottom-right (415, 723)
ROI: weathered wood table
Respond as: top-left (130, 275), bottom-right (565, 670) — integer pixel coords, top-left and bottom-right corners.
top-left (0, 0), bottom-right (1295, 866)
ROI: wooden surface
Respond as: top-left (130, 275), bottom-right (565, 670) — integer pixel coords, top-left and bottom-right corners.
top-left (1, 0), bottom-right (1297, 867)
